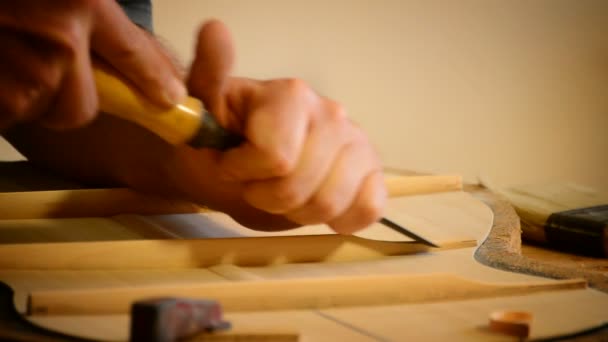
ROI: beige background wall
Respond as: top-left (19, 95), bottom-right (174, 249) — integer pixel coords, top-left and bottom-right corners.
top-left (1, 0), bottom-right (606, 191)
top-left (153, 0), bottom-right (608, 191)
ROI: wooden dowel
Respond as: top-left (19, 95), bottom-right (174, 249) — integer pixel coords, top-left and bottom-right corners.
top-left (0, 175), bottom-right (462, 220)
top-left (27, 274), bottom-right (585, 316)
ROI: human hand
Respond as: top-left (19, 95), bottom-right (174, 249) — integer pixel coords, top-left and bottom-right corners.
top-left (184, 21), bottom-right (387, 234)
top-left (0, 0), bottom-right (184, 130)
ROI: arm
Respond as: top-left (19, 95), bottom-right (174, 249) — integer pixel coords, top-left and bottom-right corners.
top-left (5, 16), bottom-right (386, 233)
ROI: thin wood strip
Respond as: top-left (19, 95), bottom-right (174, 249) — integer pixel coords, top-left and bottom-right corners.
top-left (0, 175), bottom-right (462, 219)
top-left (0, 235), bottom-right (474, 270)
top-left (26, 274), bottom-right (586, 315)
top-left (0, 188), bottom-right (205, 220)
top-left (208, 265), bottom-right (264, 281)
top-left (386, 175), bottom-right (462, 197)
top-left (110, 215), bottom-right (182, 239)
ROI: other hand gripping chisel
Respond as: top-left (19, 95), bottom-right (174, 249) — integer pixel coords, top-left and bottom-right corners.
top-left (93, 63), bottom-right (438, 248)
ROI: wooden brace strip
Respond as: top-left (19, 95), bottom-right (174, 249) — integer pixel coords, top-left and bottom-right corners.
top-left (27, 273), bottom-right (586, 315)
top-left (0, 235), bottom-right (475, 270)
top-left (0, 175), bottom-right (462, 219)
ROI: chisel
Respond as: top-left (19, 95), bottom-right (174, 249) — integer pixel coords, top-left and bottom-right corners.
top-left (94, 62), bottom-right (242, 150)
top-left (93, 64), bottom-right (440, 247)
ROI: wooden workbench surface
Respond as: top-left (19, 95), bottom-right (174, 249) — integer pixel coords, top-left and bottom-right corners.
top-left (0, 163), bottom-right (607, 341)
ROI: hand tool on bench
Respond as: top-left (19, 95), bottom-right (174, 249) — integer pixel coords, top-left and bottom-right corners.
top-left (93, 64), bottom-right (445, 247)
top-left (130, 297), bottom-right (230, 342)
top-left (500, 183), bottom-right (608, 257)
top-left (129, 297), bottom-right (298, 342)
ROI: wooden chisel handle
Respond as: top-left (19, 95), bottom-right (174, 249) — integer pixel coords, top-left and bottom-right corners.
top-left (94, 62), bottom-right (242, 149)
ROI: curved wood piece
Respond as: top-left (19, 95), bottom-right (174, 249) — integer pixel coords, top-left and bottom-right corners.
top-left (472, 186), bottom-right (608, 292)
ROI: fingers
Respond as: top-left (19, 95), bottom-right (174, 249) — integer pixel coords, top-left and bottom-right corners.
top-left (184, 19), bottom-right (386, 234)
top-left (218, 79), bottom-right (313, 181)
top-left (241, 100), bottom-right (348, 213)
top-left (0, 1), bottom-right (100, 130)
top-left (0, 30), bottom-right (56, 128)
top-left (0, 30), bottom-right (68, 129)
top-left (91, 0), bottom-right (185, 108)
top-left (283, 130), bottom-right (381, 224)
top-left (327, 170), bottom-right (387, 234)
top-left (0, 0), bottom-right (187, 131)
top-left (187, 19), bottom-right (235, 116)
top-left (43, 29), bottom-right (98, 130)
top-left (227, 83), bottom-right (385, 232)
top-left (187, 22), bottom-right (314, 181)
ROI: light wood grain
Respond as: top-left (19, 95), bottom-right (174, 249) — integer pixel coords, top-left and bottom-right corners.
top-left (5, 184), bottom-right (607, 341)
top-left (208, 264), bottom-right (264, 281)
top-left (0, 248), bottom-right (561, 315)
top-left (319, 288), bottom-right (608, 341)
top-left (142, 191), bottom-right (492, 246)
top-left (0, 235), bottom-right (464, 270)
top-left (0, 175), bottom-right (461, 219)
top-left (27, 273), bottom-right (585, 315)
top-left (0, 188), bottom-right (203, 220)
top-left (386, 174), bottom-right (462, 196)
top-left (0, 191), bottom-right (494, 269)
top-left (27, 288), bottom-right (608, 342)
top-left (28, 311), bottom-right (372, 342)
top-left (499, 183), bottom-right (608, 243)
top-left (500, 183), bottom-right (607, 228)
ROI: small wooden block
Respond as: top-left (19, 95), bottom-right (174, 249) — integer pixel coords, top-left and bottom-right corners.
top-left (489, 310), bottom-right (533, 338)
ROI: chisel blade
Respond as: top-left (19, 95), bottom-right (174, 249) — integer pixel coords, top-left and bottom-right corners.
top-left (379, 217), bottom-right (439, 247)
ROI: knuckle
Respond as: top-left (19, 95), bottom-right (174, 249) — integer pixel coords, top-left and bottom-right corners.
top-left (34, 67), bottom-right (62, 96)
top-left (6, 88), bottom-right (39, 121)
top-left (265, 150), bottom-right (296, 177)
top-left (84, 0), bottom-right (101, 9)
top-left (326, 100), bottom-right (347, 122)
top-left (310, 197), bottom-right (340, 222)
top-left (47, 96), bottom-right (98, 130)
top-left (57, 20), bottom-right (86, 55)
top-left (34, 76), bottom-right (54, 95)
top-left (356, 199), bottom-right (384, 226)
top-left (349, 126), bottom-right (369, 145)
top-left (111, 38), bottom-right (140, 63)
top-left (282, 78), bottom-right (310, 97)
top-left (73, 0), bottom-right (102, 16)
top-left (273, 183), bottom-right (305, 210)
top-left (104, 31), bottom-right (149, 67)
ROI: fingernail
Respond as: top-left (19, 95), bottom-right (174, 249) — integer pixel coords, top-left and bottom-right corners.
top-left (163, 77), bottom-right (187, 106)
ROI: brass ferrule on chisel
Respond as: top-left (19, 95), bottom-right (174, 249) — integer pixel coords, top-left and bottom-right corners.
top-left (93, 62), bottom-right (242, 150)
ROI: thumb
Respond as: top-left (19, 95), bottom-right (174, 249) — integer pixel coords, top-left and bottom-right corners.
top-left (187, 19), bottom-right (235, 123)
